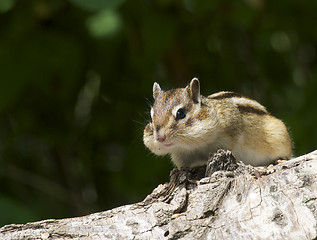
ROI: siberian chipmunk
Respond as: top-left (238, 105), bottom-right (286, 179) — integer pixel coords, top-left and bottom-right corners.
top-left (143, 78), bottom-right (292, 169)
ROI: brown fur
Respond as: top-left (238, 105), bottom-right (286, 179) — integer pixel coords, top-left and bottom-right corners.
top-left (144, 79), bottom-right (292, 168)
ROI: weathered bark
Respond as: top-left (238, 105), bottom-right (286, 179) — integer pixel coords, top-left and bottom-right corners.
top-left (1, 150), bottom-right (317, 240)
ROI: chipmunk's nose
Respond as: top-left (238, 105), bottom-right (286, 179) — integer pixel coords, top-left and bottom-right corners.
top-left (156, 134), bottom-right (166, 143)
top-left (155, 126), bottom-right (166, 142)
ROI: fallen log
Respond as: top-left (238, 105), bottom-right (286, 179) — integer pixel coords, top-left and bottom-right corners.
top-left (1, 150), bottom-right (316, 240)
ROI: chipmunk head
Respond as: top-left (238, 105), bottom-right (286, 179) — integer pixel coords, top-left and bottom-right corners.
top-left (143, 78), bottom-right (216, 157)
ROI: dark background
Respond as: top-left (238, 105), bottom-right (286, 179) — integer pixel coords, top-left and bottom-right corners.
top-left (0, 0), bottom-right (316, 226)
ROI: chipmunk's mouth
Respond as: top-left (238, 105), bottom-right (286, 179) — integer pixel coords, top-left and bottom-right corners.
top-left (163, 143), bottom-right (174, 147)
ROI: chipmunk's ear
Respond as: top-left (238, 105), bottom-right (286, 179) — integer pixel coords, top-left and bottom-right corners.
top-left (153, 82), bottom-right (162, 99)
top-left (189, 78), bottom-right (201, 104)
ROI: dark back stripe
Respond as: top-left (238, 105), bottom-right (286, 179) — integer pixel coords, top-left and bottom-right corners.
top-left (237, 105), bottom-right (267, 115)
top-left (208, 92), bottom-right (243, 100)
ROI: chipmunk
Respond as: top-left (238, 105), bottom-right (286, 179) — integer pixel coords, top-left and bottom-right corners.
top-left (143, 78), bottom-right (292, 169)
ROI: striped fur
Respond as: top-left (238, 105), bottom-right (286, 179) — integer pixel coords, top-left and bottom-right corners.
top-left (143, 79), bottom-right (292, 169)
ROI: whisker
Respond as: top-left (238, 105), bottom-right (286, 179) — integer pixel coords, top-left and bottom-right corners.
top-left (144, 97), bottom-right (153, 108)
top-left (132, 119), bottom-right (147, 126)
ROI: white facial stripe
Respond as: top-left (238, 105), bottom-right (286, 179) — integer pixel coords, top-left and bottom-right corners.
top-left (231, 97), bottom-right (267, 112)
top-left (167, 116), bottom-right (175, 128)
top-left (150, 108), bottom-right (154, 119)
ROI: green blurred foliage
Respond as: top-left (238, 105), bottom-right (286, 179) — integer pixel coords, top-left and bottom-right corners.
top-left (0, 0), bottom-right (316, 226)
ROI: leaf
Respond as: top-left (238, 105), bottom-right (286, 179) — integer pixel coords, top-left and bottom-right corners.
top-left (86, 9), bottom-right (122, 38)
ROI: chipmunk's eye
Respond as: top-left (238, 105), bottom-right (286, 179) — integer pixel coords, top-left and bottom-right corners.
top-left (175, 108), bottom-right (186, 120)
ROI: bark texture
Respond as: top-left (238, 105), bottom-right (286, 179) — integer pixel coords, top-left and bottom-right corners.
top-left (1, 150), bottom-right (317, 240)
